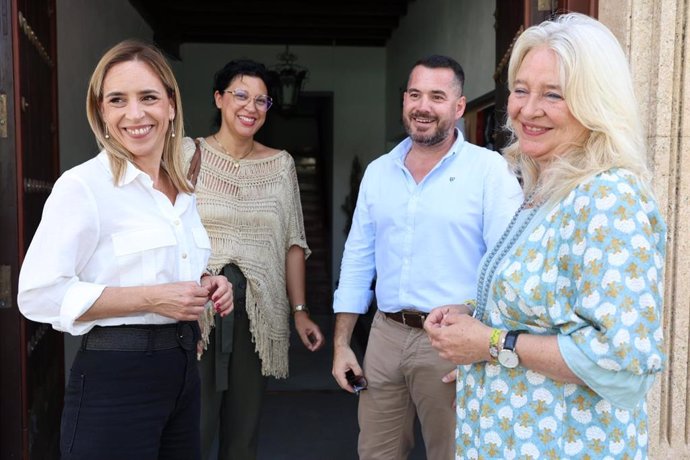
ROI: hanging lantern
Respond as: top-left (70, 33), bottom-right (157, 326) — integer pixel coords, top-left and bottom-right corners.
top-left (269, 45), bottom-right (308, 111)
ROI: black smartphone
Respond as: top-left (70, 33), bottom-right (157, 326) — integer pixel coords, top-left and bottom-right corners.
top-left (345, 369), bottom-right (368, 395)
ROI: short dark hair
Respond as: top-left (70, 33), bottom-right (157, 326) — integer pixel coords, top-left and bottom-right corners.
top-left (212, 59), bottom-right (273, 127)
top-left (411, 55), bottom-right (465, 95)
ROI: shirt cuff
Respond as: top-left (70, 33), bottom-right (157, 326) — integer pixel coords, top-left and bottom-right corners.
top-left (558, 334), bottom-right (655, 410)
top-left (60, 281), bottom-right (107, 335)
top-left (332, 289), bottom-right (375, 314)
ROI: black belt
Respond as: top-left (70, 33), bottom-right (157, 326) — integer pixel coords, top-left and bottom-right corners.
top-left (81, 322), bottom-right (198, 352)
top-left (384, 310), bottom-right (427, 329)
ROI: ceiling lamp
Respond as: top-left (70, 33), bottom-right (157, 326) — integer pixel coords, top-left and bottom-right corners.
top-left (269, 45), bottom-right (308, 111)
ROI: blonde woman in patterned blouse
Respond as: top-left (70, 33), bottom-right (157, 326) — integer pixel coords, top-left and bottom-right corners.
top-left (185, 59), bottom-right (325, 460)
top-left (425, 13), bottom-right (666, 459)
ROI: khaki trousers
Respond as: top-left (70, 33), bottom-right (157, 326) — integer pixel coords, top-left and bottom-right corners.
top-left (358, 311), bottom-right (456, 460)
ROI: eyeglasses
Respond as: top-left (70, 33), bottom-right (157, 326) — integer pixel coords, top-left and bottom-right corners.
top-left (224, 89), bottom-right (273, 112)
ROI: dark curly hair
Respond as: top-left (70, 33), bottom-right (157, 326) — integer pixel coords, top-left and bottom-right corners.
top-left (212, 59), bottom-right (274, 127)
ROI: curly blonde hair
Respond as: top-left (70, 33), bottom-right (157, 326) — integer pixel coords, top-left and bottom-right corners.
top-left (86, 39), bottom-right (192, 193)
top-left (503, 13), bottom-right (651, 205)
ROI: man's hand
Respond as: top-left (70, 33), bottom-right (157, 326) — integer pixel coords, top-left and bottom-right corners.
top-left (332, 344), bottom-right (363, 393)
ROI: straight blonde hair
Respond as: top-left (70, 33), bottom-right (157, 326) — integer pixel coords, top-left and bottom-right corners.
top-left (85, 39), bottom-right (192, 193)
top-left (503, 13), bottom-right (651, 206)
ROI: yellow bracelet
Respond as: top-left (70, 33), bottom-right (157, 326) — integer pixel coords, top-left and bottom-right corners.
top-left (488, 328), bottom-right (502, 362)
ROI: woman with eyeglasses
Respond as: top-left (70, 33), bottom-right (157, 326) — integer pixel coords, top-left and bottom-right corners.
top-left (184, 59), bottom-right (325, 460)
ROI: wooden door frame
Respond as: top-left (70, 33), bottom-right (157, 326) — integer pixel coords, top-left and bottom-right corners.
top-left (0, 0), bottom-right (61, 458)
top-left (0, 0), bottom-right (27, 456)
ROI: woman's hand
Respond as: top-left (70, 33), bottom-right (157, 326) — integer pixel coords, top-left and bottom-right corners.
top-left (148, 281), bottom-right (211, 321)
top-left (294, 312), bottom-right (325, 351)
top-left (424, 305), bottom-right (492, 365)
top-left (425, 303), bottom-right (473, 329)
top-left (200, 275), bottom-right (234, 317)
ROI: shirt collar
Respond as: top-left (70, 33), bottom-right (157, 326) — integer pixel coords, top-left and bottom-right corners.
top-left (96, 150), bottom-right (151, 186)
top-left (96, 150), bottom-right (191, 212)
top-left (391, 127), bottom-right (466, 167)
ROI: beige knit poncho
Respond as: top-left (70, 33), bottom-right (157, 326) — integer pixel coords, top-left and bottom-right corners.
top-left (183, 137), bottom-right (310, 378)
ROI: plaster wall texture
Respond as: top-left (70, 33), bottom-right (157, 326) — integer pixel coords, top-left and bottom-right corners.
top-left (601, 0), bottom-right (690, 456)
top-left (384, 0), bottom-right (496, 143)
top-left (56, 0), bottom-right (152, 171)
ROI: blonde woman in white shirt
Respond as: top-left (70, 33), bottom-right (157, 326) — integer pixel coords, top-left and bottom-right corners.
top-left (17, 40), bottom-right (233, 460)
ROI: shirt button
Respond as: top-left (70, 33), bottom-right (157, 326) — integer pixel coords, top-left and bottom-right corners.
top-left (173, 219), bottom-right (181, 226)
top-left (181, 253), bottom-right (188, 259)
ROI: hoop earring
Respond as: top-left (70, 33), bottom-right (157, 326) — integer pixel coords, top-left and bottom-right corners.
top-left (104, 125), bottom-right (110, 139)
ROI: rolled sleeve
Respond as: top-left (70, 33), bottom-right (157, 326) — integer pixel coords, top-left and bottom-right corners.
top-left (558, 334), bottom-right (655, 410)
top-left (333, 168), bottom-right (376, 314)
top-left (333, 289), bottom-right (375, 314)
top-left (18, 173), bottom-right (101, 335)
top-left (60, 281), bottom-right (108, 334)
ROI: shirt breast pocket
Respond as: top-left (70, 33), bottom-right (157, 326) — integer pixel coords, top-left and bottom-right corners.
top-left (111, 227), bottom-right (177, 286)
top-left (191, 226), bottom-right (212, 273)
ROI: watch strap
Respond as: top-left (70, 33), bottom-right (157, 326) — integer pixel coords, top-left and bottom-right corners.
top-left (503, 329), bottom-right (527, 351)
top-left (292, 303), bottom-right (309, 314)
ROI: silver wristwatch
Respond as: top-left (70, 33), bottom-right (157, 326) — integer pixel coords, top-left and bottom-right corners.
top-left (497, 330), bottom-right (527, 368)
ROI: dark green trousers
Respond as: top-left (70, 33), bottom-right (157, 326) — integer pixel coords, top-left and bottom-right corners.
top-left (199, 264), bottom-right (267, 460)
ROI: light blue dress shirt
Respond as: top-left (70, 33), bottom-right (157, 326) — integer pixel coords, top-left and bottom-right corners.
top-left (333, 130), bottom-right (523, 314)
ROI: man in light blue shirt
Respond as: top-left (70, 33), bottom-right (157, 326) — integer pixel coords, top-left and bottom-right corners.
top-left (331, 55), bottom-right (523, 460)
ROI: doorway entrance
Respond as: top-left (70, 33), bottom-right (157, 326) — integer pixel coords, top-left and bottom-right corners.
top-left (255, 91), bottom-right (334, 316)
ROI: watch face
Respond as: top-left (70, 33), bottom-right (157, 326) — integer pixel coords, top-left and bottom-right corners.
top-left (498, 349), bottom-right (519, 368)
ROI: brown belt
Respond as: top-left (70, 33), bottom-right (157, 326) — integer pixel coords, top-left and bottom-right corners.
top-left (384, 310), bottom-right (427, 329)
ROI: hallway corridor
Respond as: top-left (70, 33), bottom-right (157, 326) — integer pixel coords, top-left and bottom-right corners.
top-left (208, 314), bottom-right (427, 459)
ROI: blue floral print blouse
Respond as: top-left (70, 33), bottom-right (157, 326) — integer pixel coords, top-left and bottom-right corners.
top-left (457, 169), bottom-right (666, 459)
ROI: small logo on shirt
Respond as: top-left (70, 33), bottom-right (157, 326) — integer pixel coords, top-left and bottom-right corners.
top-left (449, 177), bottom-right (455, 182)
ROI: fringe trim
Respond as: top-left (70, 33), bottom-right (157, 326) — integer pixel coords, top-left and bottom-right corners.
top-left (197, 301), bottom-right (216, 360)
top-left (245, 281), bottom-right (290, 378)
top-left (193, 140), bottom-right (307, 377)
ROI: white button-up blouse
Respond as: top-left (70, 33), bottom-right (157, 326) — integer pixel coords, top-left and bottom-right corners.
top-left (18, 152), bottom-right (211, 335)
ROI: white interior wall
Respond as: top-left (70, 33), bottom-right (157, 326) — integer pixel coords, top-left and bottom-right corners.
top-left (56, 0), bottom-right (152, 171)
top-left (176, 44), bottom-right (387, 286)
top-left (385, 0), bottom-right (497, 142)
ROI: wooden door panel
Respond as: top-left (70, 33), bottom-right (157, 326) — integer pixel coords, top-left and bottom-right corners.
top-left (18, 1), bottom-right (62, 457)
top-left (0, 0), bottom-right (61, 458)
top-left (0, 0), bottom-right (23, 457)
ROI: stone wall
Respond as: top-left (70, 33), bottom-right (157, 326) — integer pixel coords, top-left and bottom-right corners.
top-left (600, 0), bottom-right (690, 456)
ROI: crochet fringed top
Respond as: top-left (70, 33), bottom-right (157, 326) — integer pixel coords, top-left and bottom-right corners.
top-left (183, 137), bottom-right (310, 378)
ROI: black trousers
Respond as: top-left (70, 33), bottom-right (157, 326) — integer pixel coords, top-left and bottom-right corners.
top-left (60, 324), bottom-right (201, 460)
top-left (200, 264), bottom-right (267, 460)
